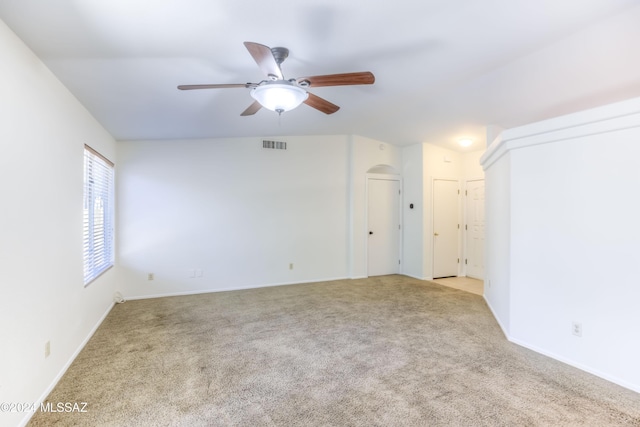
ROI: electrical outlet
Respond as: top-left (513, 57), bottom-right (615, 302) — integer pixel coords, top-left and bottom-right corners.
top-left (147, 273), bottom-right (154, 281)
top-left (45, 341), bottom-right (50, 358)
top-left (572, 321), bottom-right (582, 337)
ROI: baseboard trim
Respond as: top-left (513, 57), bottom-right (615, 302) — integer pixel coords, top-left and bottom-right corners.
top-left (482, 296), bottom-right (639, 393)
top-left (123, 276), bottom-right (351, 301)
top-left (401, 273), bottom-right (429, 281)
top-left (483, 296), bottom-right (510, 339)
top-left (122, 274), bottom-right (431, 301)
top-left (19, 301), bottom-right (115, 427)
top-left (507, 336), bottom-right (640, 394)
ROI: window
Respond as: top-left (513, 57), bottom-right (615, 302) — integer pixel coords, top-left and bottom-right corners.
top-left (83, 145), bottom-right (114, 285)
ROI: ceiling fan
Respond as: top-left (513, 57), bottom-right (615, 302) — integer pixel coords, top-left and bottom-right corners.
top-left (178, 42), bottom-right (375, 116)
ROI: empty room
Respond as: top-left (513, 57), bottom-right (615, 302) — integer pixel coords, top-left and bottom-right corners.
top-left (2, 1), bottom-right (640, 426)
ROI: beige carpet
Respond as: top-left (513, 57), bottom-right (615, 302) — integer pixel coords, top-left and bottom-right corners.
top-left (29, 275), bottom-right (640, 426)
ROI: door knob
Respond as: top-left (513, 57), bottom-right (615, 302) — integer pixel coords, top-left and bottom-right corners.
top-left (369, 231), bottom-right (373, 235)
top-left (434, 232), bottom-right (439, 236)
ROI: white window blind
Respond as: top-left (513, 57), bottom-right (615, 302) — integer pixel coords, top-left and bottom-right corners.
top-left (83, 145), bottom-right (114, 285)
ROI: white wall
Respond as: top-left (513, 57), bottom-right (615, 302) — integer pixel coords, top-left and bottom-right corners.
top-left (483, 150), bottom-right (511, 335)
top-left (401, 143), bottom-right (424, 278)
top-left (481, 96), bottom-right (640, 392)
top-left (349, 136), bottom-right (402, 278)
top-left (400, 144), bottom-right (485, 280)
top-left (422, 145), bottom-right (486, 279)
top-left (462, 149), bottom-right (484, 178)
top-left (0, 19), bottom-right (117, 427)
top-left (423, 144), bottom-right (462, 280)
top-left (118, 134), bottom-right (401, 297)
top-left (118, 135), bottom-right (353, 298)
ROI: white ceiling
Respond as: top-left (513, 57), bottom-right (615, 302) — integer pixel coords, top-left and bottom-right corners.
top-left (2, 0), bottom-right (640, 151)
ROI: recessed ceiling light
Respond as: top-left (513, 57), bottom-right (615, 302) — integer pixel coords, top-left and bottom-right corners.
top-left (458, 139), bottom-right (473, 147)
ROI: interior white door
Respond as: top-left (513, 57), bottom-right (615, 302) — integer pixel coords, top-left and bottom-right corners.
top-left (465, 179), bottom-right (485, 279)
top-left (367, 178), bottom-right (400, 276)
top-left (433, 179), bottom-right (459, 278)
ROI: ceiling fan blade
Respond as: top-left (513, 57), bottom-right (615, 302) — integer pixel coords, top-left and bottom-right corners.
top-left (244, 42), bottom-right (283, 80)
top-left (178, 83), bottom-right (251, 90)
top-left (297, 72), bottom-right (375, 87)
top-left (304, 93), bottom-right (340, 114)
top-left (240, 100), bottom-right (262, 116)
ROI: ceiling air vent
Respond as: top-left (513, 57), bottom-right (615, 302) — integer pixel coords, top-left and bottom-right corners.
top-left (262, 140), bottom-right (287, 150)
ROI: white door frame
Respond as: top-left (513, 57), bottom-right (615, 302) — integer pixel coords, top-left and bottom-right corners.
top-left (365, 173), bottom-right (403, 277)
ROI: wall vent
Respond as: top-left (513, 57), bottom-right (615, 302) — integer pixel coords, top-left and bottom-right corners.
top-left (263, 140), bottom-right (287, 150)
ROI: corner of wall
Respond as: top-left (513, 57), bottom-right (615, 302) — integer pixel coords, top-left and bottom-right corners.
top-left (482, 95), bottom-right (640, 392)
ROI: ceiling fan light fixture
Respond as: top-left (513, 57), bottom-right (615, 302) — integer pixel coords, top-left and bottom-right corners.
top-left (251, 81), bottom-right (308, 113)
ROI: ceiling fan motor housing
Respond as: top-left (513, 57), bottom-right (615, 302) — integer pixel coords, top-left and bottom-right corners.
top-left (270, 47), bottom-right (289, 65)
